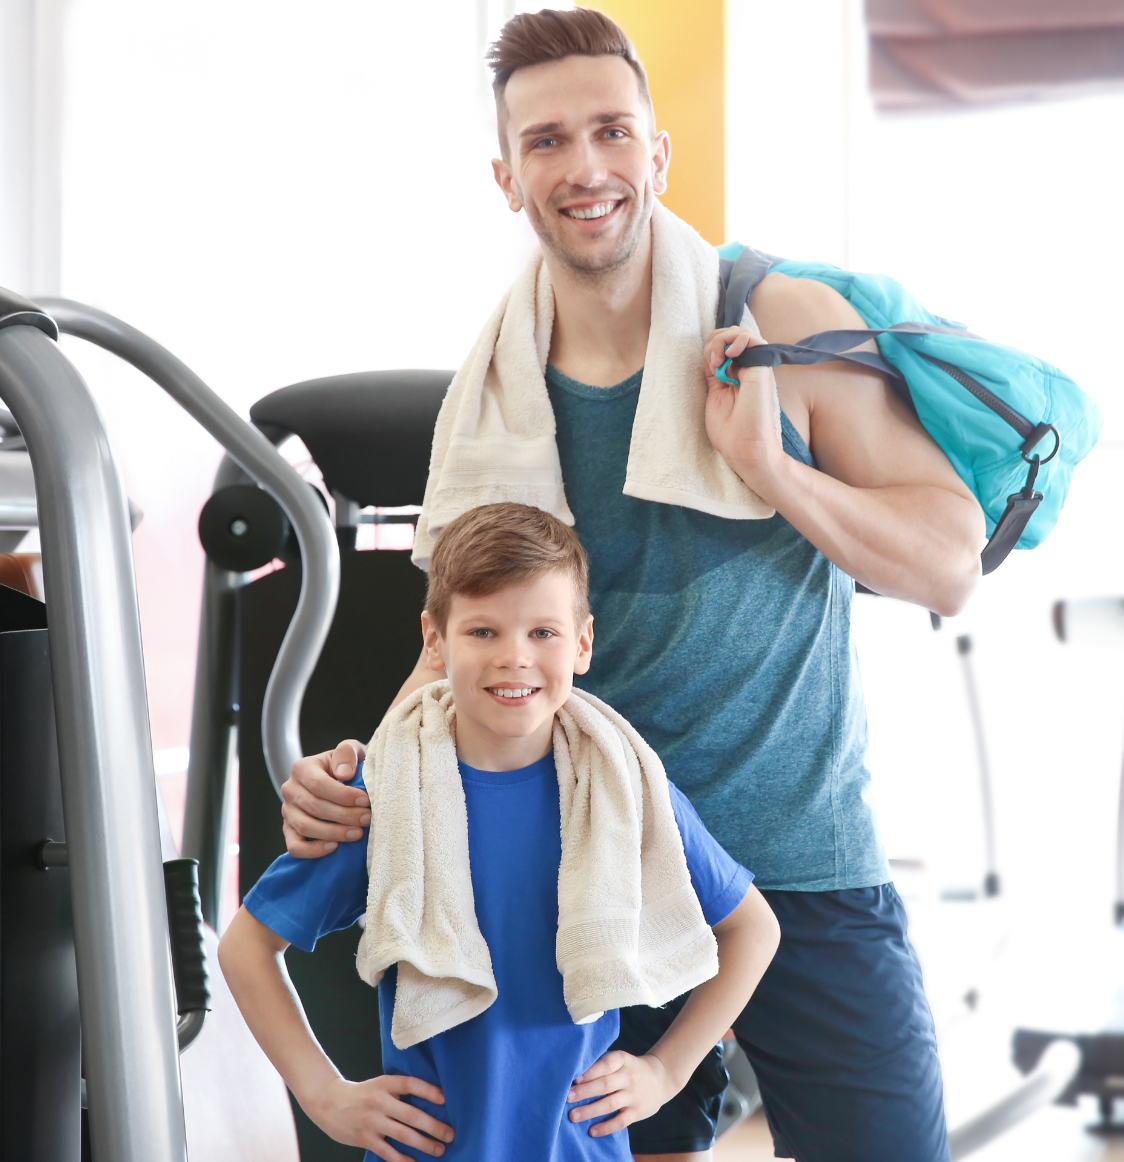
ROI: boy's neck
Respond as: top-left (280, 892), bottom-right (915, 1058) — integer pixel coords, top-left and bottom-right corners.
top-left (545, 223), bottom-right (652, 389)
top-left (454, 715), bottom-right (554, 774)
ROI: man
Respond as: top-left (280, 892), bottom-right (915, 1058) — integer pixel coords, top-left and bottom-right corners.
top-left (279, 9), bottom-right (984, 1162)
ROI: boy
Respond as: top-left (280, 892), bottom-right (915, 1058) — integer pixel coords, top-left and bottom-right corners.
top-left (219, 503), bottom-right (779, 1162)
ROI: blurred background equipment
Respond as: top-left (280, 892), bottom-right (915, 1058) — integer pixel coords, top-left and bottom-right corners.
top-left (867, 0), bottom-right (1124, 113)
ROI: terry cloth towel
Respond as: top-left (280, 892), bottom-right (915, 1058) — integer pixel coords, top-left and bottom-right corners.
top-left (412, 199), bottom-right (777, 569)
top-left (355, 680), bottom-right (720, 1050)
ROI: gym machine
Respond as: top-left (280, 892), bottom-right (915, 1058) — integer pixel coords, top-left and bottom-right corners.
top-left (0, 287), bottom-right (339, 1161)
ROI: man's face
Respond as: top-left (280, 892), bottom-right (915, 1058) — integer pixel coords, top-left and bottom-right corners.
top-left (421, 571), bottom-right (593, 751)
top-left (492, 54), bottom-right (670, 276)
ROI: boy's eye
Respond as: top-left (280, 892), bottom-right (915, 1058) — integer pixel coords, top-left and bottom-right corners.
top-left (471, 628), bottom-right (494, 638)
top-left (531, 629), bottom-right (554, 639)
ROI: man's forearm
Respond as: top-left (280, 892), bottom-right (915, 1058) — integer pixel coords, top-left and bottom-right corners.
top-left (754, 454), bottom-right (984, 615)
top-left (390, 646), bottom-right (446, 711)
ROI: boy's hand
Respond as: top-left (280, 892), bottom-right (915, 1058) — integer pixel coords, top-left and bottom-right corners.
top-left (702, 326), bottom-right (784, 494)
top-left (303, 1074), bottom-right (453, 1161)
top-left (281, 740), bottom-right (371, 858)
top-left (566, 1050), bottom-right (680, 1137)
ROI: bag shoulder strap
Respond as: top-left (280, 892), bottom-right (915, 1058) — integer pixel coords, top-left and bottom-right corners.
top-left (718, 245), bottom-right (783, 330)
top-left (718, 251), bottom-right (1057, 575)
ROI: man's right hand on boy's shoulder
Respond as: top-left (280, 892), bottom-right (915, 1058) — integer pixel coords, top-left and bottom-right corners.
top-left (282, 741), bottom-right (371, 858)
top-left (284, 647), bottom-right (446, 858)
top-left (302, 1073), bottom-right (453, 1161)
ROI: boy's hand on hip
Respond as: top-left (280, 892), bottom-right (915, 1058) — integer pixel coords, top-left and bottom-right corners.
top-left (702, 326), bottom-right (785, 496)
top-left (566, 1050), bottom-right (679, 1137)
top-left (303, 1074), bottom-right (453, 1161)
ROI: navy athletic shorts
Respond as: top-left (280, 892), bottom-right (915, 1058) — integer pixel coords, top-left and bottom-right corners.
top-left (614, 884), bottom-right (951, 1161)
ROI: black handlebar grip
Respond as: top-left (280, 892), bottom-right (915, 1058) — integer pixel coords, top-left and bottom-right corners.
top-left (163, 858), bottom-right (212, 1015)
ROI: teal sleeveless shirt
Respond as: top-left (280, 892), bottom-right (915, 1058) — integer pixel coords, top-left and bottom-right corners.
top-left (545, 365), bottom-right (889, 892)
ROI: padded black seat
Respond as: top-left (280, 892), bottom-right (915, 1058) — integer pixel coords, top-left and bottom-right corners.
top-left (249, 371), bottom-right (452, 507)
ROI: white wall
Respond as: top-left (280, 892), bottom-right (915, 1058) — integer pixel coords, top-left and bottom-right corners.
top-left (726, 2), bottom-right (1124, 1066)
top-left (37, 0), bottom-right (554, 752)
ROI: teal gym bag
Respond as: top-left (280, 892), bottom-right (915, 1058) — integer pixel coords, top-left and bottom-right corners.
top-left (715, 244), bottom-right (1102, 574)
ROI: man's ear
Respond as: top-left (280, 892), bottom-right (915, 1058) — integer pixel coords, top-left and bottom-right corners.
top-left (492, 157), bottom-right (523, 213)
top-left (572, 615), bottom-right (595, 676)
top-left (651, 130), bottom-right (671, 197)
top-left (420, 611), bottom-right (448, 674)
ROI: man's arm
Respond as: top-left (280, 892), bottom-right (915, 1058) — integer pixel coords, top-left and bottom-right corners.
top-left (704, 272), bottom-right (987, 616)
top-left (565, 885), bottom-right (780, 1136)
top-left (218, 907), bottom-right (453, 1161)
top-left (280, 646), bottom-right (446, 857)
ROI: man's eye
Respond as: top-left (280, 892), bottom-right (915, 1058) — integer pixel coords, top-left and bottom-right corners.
top-left (605, 128), bottom-right (626, 139)
top-left (533, 137), bottom-right (557, 149)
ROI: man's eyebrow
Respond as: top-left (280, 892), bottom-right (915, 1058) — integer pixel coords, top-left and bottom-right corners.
top-left (520, 121), bottom-right (564, 139)
top-left (518, 111), bottom-right (639, 140)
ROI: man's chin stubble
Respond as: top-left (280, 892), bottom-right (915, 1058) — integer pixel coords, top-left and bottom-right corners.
top-left (530, 196), bottom-right (650, 279)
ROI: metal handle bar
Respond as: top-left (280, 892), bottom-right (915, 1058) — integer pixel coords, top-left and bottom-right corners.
top-left (38, 298), bottom-right (340, 796)
top-left (0, 317), bottom-right (186, 1159)
top-left (947, 1039), bottom-right (1081, 1159)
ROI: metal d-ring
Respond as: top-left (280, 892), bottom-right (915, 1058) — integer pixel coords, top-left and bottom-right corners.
top-left (1022, 424), bottom-right (1059, 465)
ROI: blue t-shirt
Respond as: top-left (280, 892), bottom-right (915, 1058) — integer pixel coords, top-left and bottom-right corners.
top-left (544, 364), bottom-right (889, 892)
top-left (245, 753), bottom-right (751, 1162)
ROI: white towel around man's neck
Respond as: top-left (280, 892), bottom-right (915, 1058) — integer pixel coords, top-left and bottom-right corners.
top-left (411, 201), bottom-right (775, 569)
top-left (354, 681), bottom-right (719, 1050)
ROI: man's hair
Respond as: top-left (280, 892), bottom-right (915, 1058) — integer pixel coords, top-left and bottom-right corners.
top-left (486, 8), bottom-right (653, 158)
top-left (425, 503), bottom-right (590, 635)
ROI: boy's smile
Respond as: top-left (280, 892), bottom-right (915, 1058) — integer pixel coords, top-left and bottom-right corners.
top-left (421, 570), bottom-right (594, 772)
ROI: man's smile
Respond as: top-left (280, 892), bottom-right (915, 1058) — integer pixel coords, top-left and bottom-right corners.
top-left (560, 199), bottom-right (624, 221)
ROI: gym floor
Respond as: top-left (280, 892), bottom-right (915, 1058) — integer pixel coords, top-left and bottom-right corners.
top-left (712, 1106), bottom-right (1124, 1161)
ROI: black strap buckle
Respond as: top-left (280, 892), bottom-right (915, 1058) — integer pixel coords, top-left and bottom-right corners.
top-left (980, 455), bottom-right (1045, 576)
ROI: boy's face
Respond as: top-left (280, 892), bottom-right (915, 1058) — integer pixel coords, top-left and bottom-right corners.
top-left (421, 571), bottom-right (594, 766)
top-left (491, 54), bottom-right (670, 276)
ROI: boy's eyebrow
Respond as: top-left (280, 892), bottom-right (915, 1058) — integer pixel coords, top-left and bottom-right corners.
top-left (519, 111), bottom-right (638, 140)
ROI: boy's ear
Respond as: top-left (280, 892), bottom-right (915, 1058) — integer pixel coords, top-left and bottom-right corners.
top-left (420, 611), bottom-right (447, 673)
top-left (572, 615), bottom-right (594, 676)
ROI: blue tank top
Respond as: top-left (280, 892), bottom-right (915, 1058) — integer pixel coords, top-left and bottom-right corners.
top-left (545, 364), bottom-right (889, 891)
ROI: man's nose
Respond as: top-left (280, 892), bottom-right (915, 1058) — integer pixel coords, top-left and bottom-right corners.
top-left (564, 137), bottom-right (609, 190)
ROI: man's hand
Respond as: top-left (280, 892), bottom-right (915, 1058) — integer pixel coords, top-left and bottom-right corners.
top-left (566, 1050), bottom-right (679, 1137)
top-left (702, 325), bottom-right (784, 493)
top-left (302, 1074), bottom-right (453, 1162)
top-left (281, 741), bottom-right (371, 859)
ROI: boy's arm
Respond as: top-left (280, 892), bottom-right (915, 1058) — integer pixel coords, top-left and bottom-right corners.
top-left (218, 906), bottom-right (454, 1161)
top-left (566, 884), bottom-right (779, 1137)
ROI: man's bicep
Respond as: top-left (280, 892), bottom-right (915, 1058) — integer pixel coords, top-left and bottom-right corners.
top-left (807, 362), bottom-right (976, 498)
top-left (752, 272), bottom-right (974, 498)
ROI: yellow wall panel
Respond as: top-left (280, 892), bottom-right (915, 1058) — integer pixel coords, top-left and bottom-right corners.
top-left (579, 0), bottom-right (725, 244)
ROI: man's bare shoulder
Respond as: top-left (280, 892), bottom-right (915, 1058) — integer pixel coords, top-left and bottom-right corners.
top-left (748, 271), bottom-right (864, 345)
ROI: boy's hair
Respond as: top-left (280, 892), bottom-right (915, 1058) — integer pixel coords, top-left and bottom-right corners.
top-left (486, 8), bottom-right (653, 158)
top-left (425, 503), bottom-right (590, 635)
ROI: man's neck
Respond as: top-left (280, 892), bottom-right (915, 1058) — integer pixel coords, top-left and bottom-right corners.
top-left (546, 225), bottom-right (652, 388)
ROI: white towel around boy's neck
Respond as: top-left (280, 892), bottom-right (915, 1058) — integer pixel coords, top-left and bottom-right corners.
top-left (355, 681), bottom-right (719, 1050)
top-left (411, 200), bottom-right (775, 570)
